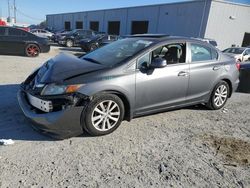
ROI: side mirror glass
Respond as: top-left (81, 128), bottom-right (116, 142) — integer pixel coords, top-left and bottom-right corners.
top-left (150, 57), bottom-right (167, 69)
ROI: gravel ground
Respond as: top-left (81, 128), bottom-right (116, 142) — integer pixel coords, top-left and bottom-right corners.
top-left (0, 46), bottom-right (249, 188)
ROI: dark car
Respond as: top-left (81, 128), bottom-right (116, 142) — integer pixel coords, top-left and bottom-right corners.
top-left (18, 36), bottom-right (239, 139)
top-left (79, 34), bottom-right (119, 52)
top-left (237, 59), bottom-right (250, 93)
top-left (0, 26), bottom-right (50, 57)
top-left (51, 29), bottom-right (70, 43)
top-left (58, 29), bottom-right (95, 47)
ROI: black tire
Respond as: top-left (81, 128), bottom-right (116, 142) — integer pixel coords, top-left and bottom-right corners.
top-left (25, 44), bottom-right (40, 57)
top-left (89, 43), bottom-right (98, 51)
top-left (82, 94), bottom-right (125, 136)
top-left (66, 39), bottom-right (74, 47)
top-left (206, 81), bottom-right (230, 110)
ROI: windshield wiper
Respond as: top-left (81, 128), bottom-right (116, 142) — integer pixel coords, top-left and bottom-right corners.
top-left (83, 57), bottom-right (102, 65)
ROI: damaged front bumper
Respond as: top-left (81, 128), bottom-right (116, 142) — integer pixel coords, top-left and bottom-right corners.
top-left (17, 89), bottom-right (87, 139)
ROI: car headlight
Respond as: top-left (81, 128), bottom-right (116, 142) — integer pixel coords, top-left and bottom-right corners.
top-left (41, 84), bottom-right (84, 96)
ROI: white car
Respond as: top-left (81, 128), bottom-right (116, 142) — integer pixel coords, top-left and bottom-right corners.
top-left (223, 47), bottom-right (250, 63)
top-left (30, 29), bottom-right (53, 39)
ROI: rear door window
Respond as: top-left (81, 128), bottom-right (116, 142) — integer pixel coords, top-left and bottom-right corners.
top-left (191, 43), bottom-right (218, 62)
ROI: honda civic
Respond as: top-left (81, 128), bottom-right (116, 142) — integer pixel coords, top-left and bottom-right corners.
top-left (18, 35), bottom-right (240, 139)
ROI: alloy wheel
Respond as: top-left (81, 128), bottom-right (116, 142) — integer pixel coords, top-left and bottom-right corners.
top-left (26, 44), bottom-right (39, 57)
top-left (214, 85), bottom-right (228, 107)
top-left (91, 100), bottom-right (120, 131)
top-left (66, 40), bottom-right (73, 47)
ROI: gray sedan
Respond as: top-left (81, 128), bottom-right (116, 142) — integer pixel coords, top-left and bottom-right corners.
top-left (18, 36), bottom-right (239, 138)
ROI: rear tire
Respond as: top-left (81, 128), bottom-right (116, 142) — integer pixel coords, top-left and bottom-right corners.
top-left (25, 44), bottom-right (40, 57)
top-left (206, 81), bottom-right (229, 110)
top-left (82, 94), bottom-right (124, 136)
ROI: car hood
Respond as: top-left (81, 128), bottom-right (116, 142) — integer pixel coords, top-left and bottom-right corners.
top-left (36, 53), bottom-right (106, 84)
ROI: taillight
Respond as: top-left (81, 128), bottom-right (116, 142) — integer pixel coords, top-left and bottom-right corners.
top-left (236, 62), bottom-right (240, 70)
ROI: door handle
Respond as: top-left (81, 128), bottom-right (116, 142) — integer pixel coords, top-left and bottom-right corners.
top-left (213, 66), bottom-right (221, 71)
top-left (178, 71), bottom-right (189, 77)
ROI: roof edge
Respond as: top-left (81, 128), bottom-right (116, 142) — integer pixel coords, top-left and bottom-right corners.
top-left (46, 0), bottom-right (206, 16)
top-left (212, 0), bottom-right (250, 7)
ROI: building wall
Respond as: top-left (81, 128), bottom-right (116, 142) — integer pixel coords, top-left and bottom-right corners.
top-left (46, 0), bottom-right (250, 50)
top-left (205, 0), bottom-right (250, 50)
top-left (157, 0), bottom-right (211, 37)
top-left (46, 0), bottom-right (210, 37)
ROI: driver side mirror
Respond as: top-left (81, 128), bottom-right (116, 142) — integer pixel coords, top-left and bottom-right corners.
top-left (150, 57), bottom-right (167, 69)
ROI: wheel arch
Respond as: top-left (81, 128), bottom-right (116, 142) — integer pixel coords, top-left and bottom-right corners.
top-left (92, 90), bottom-right (132, 121)
top-left (25, 42), bottom-right (41, 51)
top-left (221, 78), bottom-right (233, 98)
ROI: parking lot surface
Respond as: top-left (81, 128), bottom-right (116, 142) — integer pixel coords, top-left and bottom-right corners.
top-left (0, 47), bottom-right (249, 187)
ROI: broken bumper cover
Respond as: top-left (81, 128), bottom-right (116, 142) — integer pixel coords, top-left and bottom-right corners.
top-left (17, 90), bottom-right (84, 138)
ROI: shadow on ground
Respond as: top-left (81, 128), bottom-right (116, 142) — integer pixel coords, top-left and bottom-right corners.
top-left (59, 47), bottom-right (83, 52)
top-left (0, 84), bottom-right (51, 141)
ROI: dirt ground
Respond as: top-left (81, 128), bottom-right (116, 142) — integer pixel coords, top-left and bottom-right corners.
top-left (0, 46), bottom-right (249, 188)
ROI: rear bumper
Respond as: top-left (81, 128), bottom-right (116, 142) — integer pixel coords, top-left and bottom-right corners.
top-left (17, 90), bottom-right (84, 139)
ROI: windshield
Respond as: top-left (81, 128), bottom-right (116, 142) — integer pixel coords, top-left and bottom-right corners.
top-left (223, 48), bottom-right (245, 54)
top-left (67, 29), bottom-right (78, 35)
top-left (81, 38), bottom-right (153, 66)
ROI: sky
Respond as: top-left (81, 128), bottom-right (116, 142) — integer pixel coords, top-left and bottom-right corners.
top-left (0, 0), bottom-right (249, 24)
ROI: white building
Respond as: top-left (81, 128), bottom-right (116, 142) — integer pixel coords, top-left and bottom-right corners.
top-left (46, 0), bottom-right (250, 49)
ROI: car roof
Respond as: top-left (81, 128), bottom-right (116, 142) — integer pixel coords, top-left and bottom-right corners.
top-left (127, 34), bottom-right (170, 38)
top-left (126, 35), bottom-right (210, 43)
top-left (121, 35), bottom-right (219, 50)
top-left (226, 47), bottom-right (247, 50)
top-left (0, 26), bottom-right (27, 31)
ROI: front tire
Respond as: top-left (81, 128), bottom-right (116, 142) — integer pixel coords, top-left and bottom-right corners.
top-left (206, 81), bottom-right (229, 110)
top-left (82, 94), bottom-right (125, 136)
top-left (66, 39), bottom-right (73, 47)
top-left (89, 43), bottom-right (98, 51)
